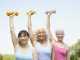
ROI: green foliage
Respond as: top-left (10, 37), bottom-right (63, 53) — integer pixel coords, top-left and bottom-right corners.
top-left (2, 55), bottom-right (15, 60)
top-left (0, 55), bottom-right (2, 60)
top-left (70, 54), bottom-right (78, 60)
top-left (70, 39), bottom-right (80, 60)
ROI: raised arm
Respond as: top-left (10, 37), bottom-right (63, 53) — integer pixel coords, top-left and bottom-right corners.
top-left (6, 10), bottom-right (18, 48)
top-left (32, 47), bottom-right (38, 60)
top-left (66, 48), bottom-right (70, 60)
top-left (45, 10), bottom-right (56, 43)
top-left (27, 10), bottom-right (36, 47)
top-left (51, 45), bottom-right (55, 60)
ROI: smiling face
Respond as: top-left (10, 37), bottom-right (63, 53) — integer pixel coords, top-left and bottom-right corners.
top-left (18, 30), bottom-right (29, 47)
top-left (56, 30), bottom-right (64, 42)
top-left (37, 28), bottom-right (47, 43)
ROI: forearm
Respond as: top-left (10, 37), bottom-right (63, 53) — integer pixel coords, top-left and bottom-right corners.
top-left (27, 10), bottom-right (35, 46)
top-left (32, 48), bottom-right (38, 60)
top-left (9, 16), bottom-right (17, 48)
top-left (66, 53), bottom-right (70, 60)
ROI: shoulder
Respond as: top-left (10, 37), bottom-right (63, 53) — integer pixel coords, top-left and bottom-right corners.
top-left (14, 44), bottom-right (19, 49)
top-left (35, 42), bottom-right (40, 48)
top-left (63, 43), bottom-right (70, 51)
top-left (32, 47), bottom-right (37, 54)
top-left (51, 41), bottom-right (57, 46)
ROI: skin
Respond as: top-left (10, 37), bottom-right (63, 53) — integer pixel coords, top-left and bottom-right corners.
top-left (30, 32), bottom-right (37, 47)
top-left (56, 30), bottom-right (64, 43)
top-left (8, 11), bottom-right (36, 60)
top-left (53, 30), bottom-right (70, 60)
top-left (9, 16), bottom-right (30, 48)
top-left (37, 28), bottom-right (47, 44)
top-left (18, 33), bottom-right (29, 47)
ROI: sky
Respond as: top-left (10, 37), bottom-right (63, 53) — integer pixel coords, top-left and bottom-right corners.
top-left (0, 0), bottom-right (80, 54)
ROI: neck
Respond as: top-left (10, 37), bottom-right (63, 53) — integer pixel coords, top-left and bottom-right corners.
top-left (19, 44), bottom-right (28, 48)
top-left (21, 45), bottom-right (27, 48)
top-left (40, 40), bottom-right (46, 44)
top-left (57, 40), bottom-right (63, 43)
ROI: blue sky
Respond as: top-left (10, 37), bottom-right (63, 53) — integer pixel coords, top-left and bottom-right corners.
top-left (0, 0), bottom-right (80, 54)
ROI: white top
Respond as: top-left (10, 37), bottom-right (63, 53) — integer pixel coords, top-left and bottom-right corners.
top-left (15, 44), bottom-right (33, 60)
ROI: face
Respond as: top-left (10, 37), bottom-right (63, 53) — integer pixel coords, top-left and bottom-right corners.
top-left (56, 31), bottom-right (64, 42)
top-left (18, 33), bottom-right (29, 46)
top-left (38, 30), bottom-right (46, 42)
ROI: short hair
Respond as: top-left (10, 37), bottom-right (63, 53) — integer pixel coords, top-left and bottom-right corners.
top-left (18, 30), bottom-right (29, 38)
top-left (55, 30), bottom-right (64, 35)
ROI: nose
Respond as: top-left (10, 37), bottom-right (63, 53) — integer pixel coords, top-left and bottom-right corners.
top-left (20, 37), bottom-right (25, 40)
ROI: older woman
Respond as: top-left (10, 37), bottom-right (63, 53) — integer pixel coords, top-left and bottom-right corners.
top-left (34, 27), bottom-right (52, 60)
top-left (52, 30), bottom-right (70, 60)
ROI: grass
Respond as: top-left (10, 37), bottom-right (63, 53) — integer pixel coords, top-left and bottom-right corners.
top-left (0, 55), bottom-right (15, 60)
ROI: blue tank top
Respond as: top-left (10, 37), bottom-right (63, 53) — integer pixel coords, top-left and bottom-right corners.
top-left (35, 42), bottom-right (51, 60)
top-left (15, 46), bottom-right (33, 60)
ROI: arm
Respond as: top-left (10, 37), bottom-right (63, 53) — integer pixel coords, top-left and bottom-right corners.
top-left (51, 43), bottom-right (55, 60)
top-left (48, 31), bottom-right (57, 42)
top-left (32, 47), bottom-right (38, 60)
top-left (27, 14), bottom-right (32, 35)
top-left (27, 15), bottom-right (34, 47)
top-left (27, 15), bottom-right (33, 40)
top-left (66, 48), bottom-right (70, 60)
top-left (9, 16), bottom-right (17, 48)
top-left (46, 11), bottom-right (56, 43)
top-left (27, 10), bottom-right (35, 47)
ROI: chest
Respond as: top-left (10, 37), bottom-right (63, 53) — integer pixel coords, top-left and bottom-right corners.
top-left (15, 47), bottom-right (33, 59)
top-left (36, 43), bottom-right (51, 54)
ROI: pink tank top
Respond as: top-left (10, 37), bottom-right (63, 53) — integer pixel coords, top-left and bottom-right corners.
top-left (52, 42), bottom-right (68, 60)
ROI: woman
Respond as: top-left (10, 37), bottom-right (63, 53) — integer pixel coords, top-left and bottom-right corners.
top-left (9, 17), bottom-right (35, 60)
top-left (52, 30), bottom-right (70, 60)
top-left (35, 28), bottom-right (52, 60)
